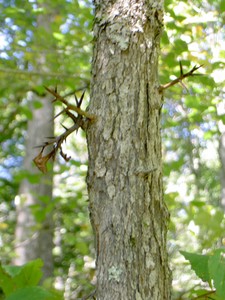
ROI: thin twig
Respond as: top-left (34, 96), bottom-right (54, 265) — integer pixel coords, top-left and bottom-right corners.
top-left (33, 87), bottom-right (95, 173)
top-left (0, 67), bottom-right (81, 78)
top-left (159, 62), bottom-right (203, 92)
top-left (35, 122), bottom-right (81, 150)
top-left (44, 86), bottom-right (95, 120)
top-left (191, 290), bottom-right (215, 299)
top-left (81, 289), bottom-right (96, 300)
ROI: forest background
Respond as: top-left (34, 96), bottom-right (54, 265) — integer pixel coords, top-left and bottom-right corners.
top-left (0, 0), bottom-right (225, 299)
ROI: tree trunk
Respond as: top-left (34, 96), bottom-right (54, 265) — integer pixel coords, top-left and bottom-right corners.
top-left (87, 1), bottom-right (171, 299)
top-left (14, 2), bottom-right (55, 279)
top-left (219, 132), bottom-right (225, 209)
top-left (14, 93), bottom-right (54, 279)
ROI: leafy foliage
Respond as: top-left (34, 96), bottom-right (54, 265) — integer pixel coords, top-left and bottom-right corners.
top-left (0, 259), bottom-right (62, 300)
top-left (161, 0), bottom-right (225, 298)
top-left (180, 251), bottom-right (210, 284)
top-left (0, 0), bottom-right (94, 298)
top-left (1, 0), bottom-right (225, 298)
top-left (5, 287), bottom-right (61, 300)
top-left (181, 249), bottom-right (225, 300)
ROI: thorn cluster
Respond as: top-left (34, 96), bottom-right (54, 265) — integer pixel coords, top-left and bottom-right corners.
top-left (159, 61), bottom-right (203, 93)
top-left (33, 87), bottom-right (95, 173)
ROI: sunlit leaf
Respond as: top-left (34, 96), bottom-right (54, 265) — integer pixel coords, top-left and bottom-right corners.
top-left (180, 251), bottom-right (210, 284)
top-left (208, 249), bottom-right (225, 299)
top-left (5, 286), bottom-right (61, 300)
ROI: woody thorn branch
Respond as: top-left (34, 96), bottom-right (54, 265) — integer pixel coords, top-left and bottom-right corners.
top-left (33, 87), bottom-right (96, 173)
top-left (159, 61), bottom-right (203, 93)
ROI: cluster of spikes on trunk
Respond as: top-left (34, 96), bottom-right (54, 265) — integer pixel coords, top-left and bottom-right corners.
top-left (33, 61), bottom-right (202, 173)
top-left (33, 87), bottom-right (95, 173)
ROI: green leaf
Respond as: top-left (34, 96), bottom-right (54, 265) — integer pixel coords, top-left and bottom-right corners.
top-left (208, 249), bottom-right (225, 300)
top-left (0, 264), bottom-right (16, 296)
top-left (32, 86), bottom-right (46, 96)
top-left (164, 52), bottom-right (177, 68)
top-left (184, 95), bottom-right (201, 109)
top-left (20, 106), bottom-right (33, 120)
top-left (220, 0), bottom-right (225, 12)
top-left (76, 241), bottom-right (89, 255)
top-left (5, 286), bottom-right (61, 300)
top-left (32, 101), bottom-right (43, 109)
top-left (3, 265), bottom-right (23, 277)
top-left (0, 259), bottom-right (43, 296)
top-left (203, 131), bottom-right (215, 140)
top-left (30, 205), bottom-right (47, 223)
top-left (180, 251), bottom-right (210, 283)
top-left (174, 39), bottom-right (188, 54)
top-left (188, 288), bottom-right (221, 300)
top-left (161, 31), bottom-right (169, 45)
top-left (190, 200), bottom-right (205, 208)
top-left (32, 8), bottom-right (44, 14)
top-left (27, 173), bottom-right (42, 184)
top-left (39, 195), bottom-right (51, 204)
top-left (15, 259), bottom-right (43, 287)
top-left (53, 32), bottom-right (64, 41)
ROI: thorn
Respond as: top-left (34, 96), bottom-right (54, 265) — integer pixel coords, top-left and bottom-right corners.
top-left (44, 86), bottom-right (51, 93)
top-left (191, 73), bottom-right (204, 76)
top-left (61, 123), bottom-right (69, 131)
top-left (55, 85), bottom-right (57, 93)
top-left (60, 148), bottom-right (71, 162)
top-left (179, 60), bottom-right (183, 76)
top-left (65, 110), bottom-right (77, 122)
top-left (45, 136), bottom-right (56, 139)
top-left (78, 90), bottom-right (85, 107)
top-left (33, 145), bottom-right (46, 149)
top-left (179, 80), bottom-right (189, 92)
top-left (51, 149), bottom-right (57, 161)
top-left (45, 86), bottom-right (54, 93)
top-left (191, 65), bottom-right (204, 75)
top-left (191, 64), bottom-right (203, 73)
top-left (53, 109), bottom-right (67, 120)
top-left (74, 94), bottom-right (79, 106)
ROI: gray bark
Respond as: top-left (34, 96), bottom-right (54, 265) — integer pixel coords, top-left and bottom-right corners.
top-left (14, 93), bottom-right (54, 279)
top-left (14, 2), bottom-right (55, 279)
top-left (219, 133), bottom-right (225, 209)
top-left (87, 1), bottom-right (171, 299)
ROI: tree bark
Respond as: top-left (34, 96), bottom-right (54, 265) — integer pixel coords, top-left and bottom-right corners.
top-left (219, 133), bottom-right (225, 209)
top-left (14, 1), bottom-right (55, 279)
top-left (87, 1), bottom-right (171, 299)
top-left (14, 93), bottom-right (54, 279)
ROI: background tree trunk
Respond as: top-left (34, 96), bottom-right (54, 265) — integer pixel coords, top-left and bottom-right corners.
top-left (14, 93), bottom-right (54, 279)
top-left (87, 1), bottom-right (171, 299)
top-left (14, 2), bottom-right (55, 279)
top-left (219, 132), bottom-right (225, 209)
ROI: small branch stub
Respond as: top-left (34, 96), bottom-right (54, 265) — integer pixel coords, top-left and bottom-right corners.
top-left (33, 87), bottom-right (95, 173)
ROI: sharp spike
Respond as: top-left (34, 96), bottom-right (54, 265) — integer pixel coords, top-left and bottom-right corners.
top-left (191, 73), bottom-right (203, 76)
top-left (33, 145), bottom-right (45, 149)
top-left (44, 86), bottom-right (51, 93)
top-left (179, 80), bottom-right (189, 92)
top-left (179, 60), bottom-right (183, 76)
top-left (74, 94), bottom-right (79, 106)
top-left (78, 90), bottom-right (86, 107)
top-left (61, 123), bottom-right (69, 131)
top-left (45, 86), bottom-right (56, 97)
top-left (65, 110), bottom-right (77, 122)
top-left (53, 108), bottom-right (68, 120)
